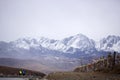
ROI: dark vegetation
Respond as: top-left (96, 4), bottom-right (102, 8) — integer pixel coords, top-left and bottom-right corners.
top-left (0, 65), bottom-right (46, 78)
top-left (74, 52), bottom-right (120, 74)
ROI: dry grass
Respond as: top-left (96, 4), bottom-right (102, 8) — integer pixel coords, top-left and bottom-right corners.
top-left (46, 71), bottom-right (120, 80)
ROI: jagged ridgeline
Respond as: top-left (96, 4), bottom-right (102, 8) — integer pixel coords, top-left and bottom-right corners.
top-left (0, 34), bottom-right (120, 73)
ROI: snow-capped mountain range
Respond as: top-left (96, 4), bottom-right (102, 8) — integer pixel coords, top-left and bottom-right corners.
top-left (0, 33), bottom-right (120, 72)
top-left (10, 34), bottom-right (120, 53)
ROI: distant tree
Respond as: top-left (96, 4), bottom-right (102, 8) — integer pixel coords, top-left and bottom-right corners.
top-left (112, 51), bottom-right (116, 69)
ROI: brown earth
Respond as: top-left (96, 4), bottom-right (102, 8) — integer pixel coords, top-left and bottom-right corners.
top-left (46, 71), bottom-right (120, 80)
top-left (0, 65), bottom-right (46, 78)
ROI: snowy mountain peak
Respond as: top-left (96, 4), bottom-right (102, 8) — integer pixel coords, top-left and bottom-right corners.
top-left (9, 34), bottom-right (120, 53)
top-left (75, 33), bottom-right (88, 38)
top-left (96, 35), bottom-right (120, 52)
top-left (65, 34), bottom-right (95, 50)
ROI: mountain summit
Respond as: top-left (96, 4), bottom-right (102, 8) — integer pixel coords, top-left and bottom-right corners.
top-left (0, 34), bottom-right (120, 72)
top-left (2, 34), bottom-right (120, 53)
top-left (97, 35), bottom-right (120, 52)
top-left (9, 34), bottom-right (95, 53)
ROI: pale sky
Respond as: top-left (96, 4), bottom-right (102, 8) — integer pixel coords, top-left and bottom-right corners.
top-left (0, 0), bottom-right (120, 41)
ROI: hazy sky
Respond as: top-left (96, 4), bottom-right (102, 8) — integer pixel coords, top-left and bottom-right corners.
top-left (0, 0), bottom-right (120, 41)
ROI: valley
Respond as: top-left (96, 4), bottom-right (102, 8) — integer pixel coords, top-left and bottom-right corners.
top-left (0, 34), bottom-right (120, 80)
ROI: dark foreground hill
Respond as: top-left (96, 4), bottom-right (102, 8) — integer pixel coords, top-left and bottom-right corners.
top-left (0, 66), bottom-right (46, 78)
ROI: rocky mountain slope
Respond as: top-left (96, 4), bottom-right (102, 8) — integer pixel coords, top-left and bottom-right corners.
top-left (0, 34), bottom-right (120, 72)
